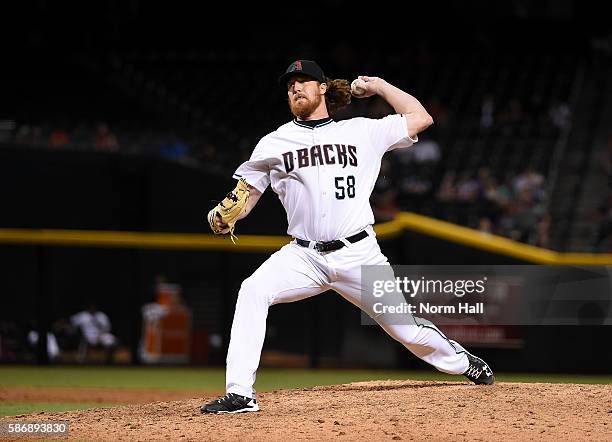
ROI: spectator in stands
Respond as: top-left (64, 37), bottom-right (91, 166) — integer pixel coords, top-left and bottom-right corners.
top-left (486, 176), bottom-right (516, 239)
top-left (513, 166), bottom-right (545, 202)
top-left (497, 205), bottom-right (519, 240)
top-left (486, 177), bottom-right (503, 204)
top-left (456, 172), bottom-right (479, 203)
top-left (478, 171), bottom-right (504, 224)
top-left (93, 122), bottom-right (120, 151)
top-left (399, 173), bottom-right (432, 198)
top-left (510, 187), bottom-right (540, 243)
top-left (478, 217), bottom-right (493, 234)
top-left (496, 178), bottom-right (514, 209)
top-left (70, 303), bottom-right (118, 364)
top-left (393, 133), bottom-right (441, 212)
top-left (411, 136), bottom-right (441, 165)
top-left (436, 171), bottom-right (457, 203)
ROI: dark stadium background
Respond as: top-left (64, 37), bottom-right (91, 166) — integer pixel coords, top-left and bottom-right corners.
top-left (1, 1), bottom-right (611, 373)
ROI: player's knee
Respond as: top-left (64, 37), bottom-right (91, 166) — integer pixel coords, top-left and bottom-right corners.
top-left (238, 277), bottom-right (273, 306)
top-left (379, 322), bottom-right (419, 345)
top-left (238, 276), bottom-right (258, 296)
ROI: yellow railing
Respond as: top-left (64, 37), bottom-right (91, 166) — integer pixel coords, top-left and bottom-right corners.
top-left (0, 228), bottom-right (288, 252)
top-left (386, 213), bottom-right (612, 265)
top-left (1, 212), bottom-right (611, 264)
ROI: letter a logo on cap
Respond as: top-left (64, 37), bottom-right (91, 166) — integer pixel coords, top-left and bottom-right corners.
top-left (293, 60), bottom-right (302, 71)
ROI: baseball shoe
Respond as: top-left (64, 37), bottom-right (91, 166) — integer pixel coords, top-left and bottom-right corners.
top-left (200, 393), bottom-right (259, 414)
top-left (463, 352), bottom-right (495, 385)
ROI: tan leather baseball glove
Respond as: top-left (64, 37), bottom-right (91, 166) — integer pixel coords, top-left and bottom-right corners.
top-left (207, 178), bottom-right (250, 241)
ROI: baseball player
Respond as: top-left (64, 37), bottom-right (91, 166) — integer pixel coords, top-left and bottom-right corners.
top-left (201, 60), bottom-right (494, 414)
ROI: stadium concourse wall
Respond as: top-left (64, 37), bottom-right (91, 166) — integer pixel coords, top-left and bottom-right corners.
top-left (0, 146), bottom-right (610, 373)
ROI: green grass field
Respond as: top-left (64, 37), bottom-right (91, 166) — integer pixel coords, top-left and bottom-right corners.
top-left (1, 365), bottom-right (610, 417)
top-left (0, 402), bottom-right (117, 416)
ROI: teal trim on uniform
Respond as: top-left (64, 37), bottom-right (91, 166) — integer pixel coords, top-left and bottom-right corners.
top-left (315, 119), bottom-right (334, 128)
top-left (292, 118), bottom-right (334, 129)
top-left (292, 121), bottom-right (310, 129)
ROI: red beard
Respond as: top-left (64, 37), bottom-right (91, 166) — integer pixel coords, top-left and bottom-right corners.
top-left (289, 93), bottom-right (323, 119)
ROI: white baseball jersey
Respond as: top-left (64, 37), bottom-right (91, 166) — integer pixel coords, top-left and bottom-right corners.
top-left (233, 114), bottom-right (417, 242)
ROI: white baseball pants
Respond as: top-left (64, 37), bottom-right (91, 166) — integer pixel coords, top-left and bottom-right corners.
top-left (225, 233), bottom-right (469, 398)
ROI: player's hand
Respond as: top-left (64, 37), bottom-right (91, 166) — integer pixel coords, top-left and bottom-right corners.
top-left (213, 212), bottom-right (229, 231)
top-left (207, 208), bottom-right (230, 234)
top-left (215, 213), bottom-right (228, 230)
top-left (351, 76), bottom-right (384, 98)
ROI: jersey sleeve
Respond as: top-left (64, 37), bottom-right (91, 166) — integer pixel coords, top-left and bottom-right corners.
top-left (368, 114), bottom-right (418, 154)
top-left (232, 139), bottom-right (271, 193)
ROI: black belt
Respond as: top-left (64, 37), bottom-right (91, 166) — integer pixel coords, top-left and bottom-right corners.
top-left (294, 230), bottom-right (369, 252)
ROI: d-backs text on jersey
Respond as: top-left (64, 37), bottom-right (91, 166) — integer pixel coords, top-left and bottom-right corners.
top-left (282, 144), bottom-right (358, 172)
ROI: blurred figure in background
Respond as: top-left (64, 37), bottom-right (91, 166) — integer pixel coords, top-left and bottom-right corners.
top-left (456, 172), bottom-right (479, 203)
top-left (71, 303), bottom-right (118, 364)
top-left (513, 166), bottom-right (545, 204)
top-left (436, 170), bottom-right (457, 203)
top-left (26, 320), bottom-right (61, 362)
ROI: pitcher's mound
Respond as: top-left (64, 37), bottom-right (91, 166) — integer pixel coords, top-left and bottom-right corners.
top-left (7, 380), bottom-right (612, 441)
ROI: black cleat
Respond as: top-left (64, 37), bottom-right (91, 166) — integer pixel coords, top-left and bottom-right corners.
top-left (463, 352), bottom-right (495, 385)
top-left (200, 393), bottom-right (259, 414)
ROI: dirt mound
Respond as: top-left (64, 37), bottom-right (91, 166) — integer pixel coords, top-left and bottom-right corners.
top-left (3, 381), bottom-right (611, 441)
top-left (0, 387), bottom-right (217, 404)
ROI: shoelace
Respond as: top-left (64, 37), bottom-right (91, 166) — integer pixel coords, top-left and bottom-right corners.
top-left (465, 364), bottom-right (483, 379)
top-left (216, 393), bottom-right (235, 404)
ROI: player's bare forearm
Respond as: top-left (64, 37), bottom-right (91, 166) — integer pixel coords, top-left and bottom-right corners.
top-left (352, 76), bottom-right (433, 138)
top-left (237, 185), bottom-right (262, 221)
top-left (376, 79), bottom-right (433, 138)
